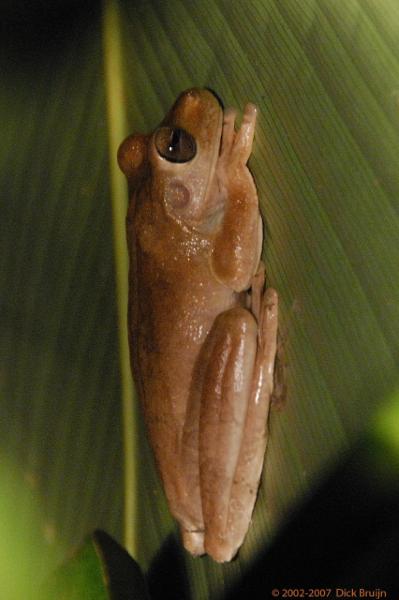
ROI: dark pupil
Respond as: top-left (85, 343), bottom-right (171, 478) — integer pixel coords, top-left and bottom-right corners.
top-left (169, 129), bottom-right (182, 154)
top-left (154, 127), bottom-right (196, 163)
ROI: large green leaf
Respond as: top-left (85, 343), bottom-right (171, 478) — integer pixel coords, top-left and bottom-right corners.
top-left (0, 2), bottom-right (125, 594)
top-left (1, 0), bottom-right (398, 598)
top-left (40, 530), bottom-right (149, 599)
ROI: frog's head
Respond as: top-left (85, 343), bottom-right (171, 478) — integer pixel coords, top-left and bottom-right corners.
top-left (150, 88), bottom-right (224, 230)
top-left (118, 88), bottom-right (224, 231)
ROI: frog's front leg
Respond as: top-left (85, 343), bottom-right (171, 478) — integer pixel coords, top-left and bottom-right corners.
top-left (197, 274), bottom-right (278, 562)
top-left (211, 103), bottom-right (263, 292)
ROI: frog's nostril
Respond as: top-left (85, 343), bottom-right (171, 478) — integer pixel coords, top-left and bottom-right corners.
top-left (183, 88), bottom-right (202, 105)
top-left (176, 88), bottom-right (194, 97)
top-left (187, 89), bottom-right (199, 96)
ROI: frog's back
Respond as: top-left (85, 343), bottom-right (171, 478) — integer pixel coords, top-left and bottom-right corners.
top-left (127, 192), bottom-right (237, 510)
top-left (130, 195), bottom-right (236, 409)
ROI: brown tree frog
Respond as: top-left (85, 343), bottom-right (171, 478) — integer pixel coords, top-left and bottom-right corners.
top-left (118, 88), bottom-right (278, 562)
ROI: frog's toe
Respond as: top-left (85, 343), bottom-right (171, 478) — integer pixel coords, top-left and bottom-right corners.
top-left (181, 528), bottom-right (205, 557)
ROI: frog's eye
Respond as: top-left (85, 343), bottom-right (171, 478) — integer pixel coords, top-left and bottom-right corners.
top-left (154, 127), bottom-right (197, 163)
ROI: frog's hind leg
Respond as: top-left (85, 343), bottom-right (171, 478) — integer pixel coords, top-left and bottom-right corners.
top-left (197, 306), bottom-right (257, 562)
top-left (177, 306), bottom-right (256, 559)
top-left (226, 286), bottom-right (278, 557)
top-left (200, 282), bottom-right (278, 562)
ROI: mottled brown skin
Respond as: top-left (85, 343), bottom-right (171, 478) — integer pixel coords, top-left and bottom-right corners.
top-left (118, 89), bottom-right (278, 562)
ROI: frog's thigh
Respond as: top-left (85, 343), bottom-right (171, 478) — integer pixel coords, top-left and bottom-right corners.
top-left (198, 306), bottom-right (258, 562)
